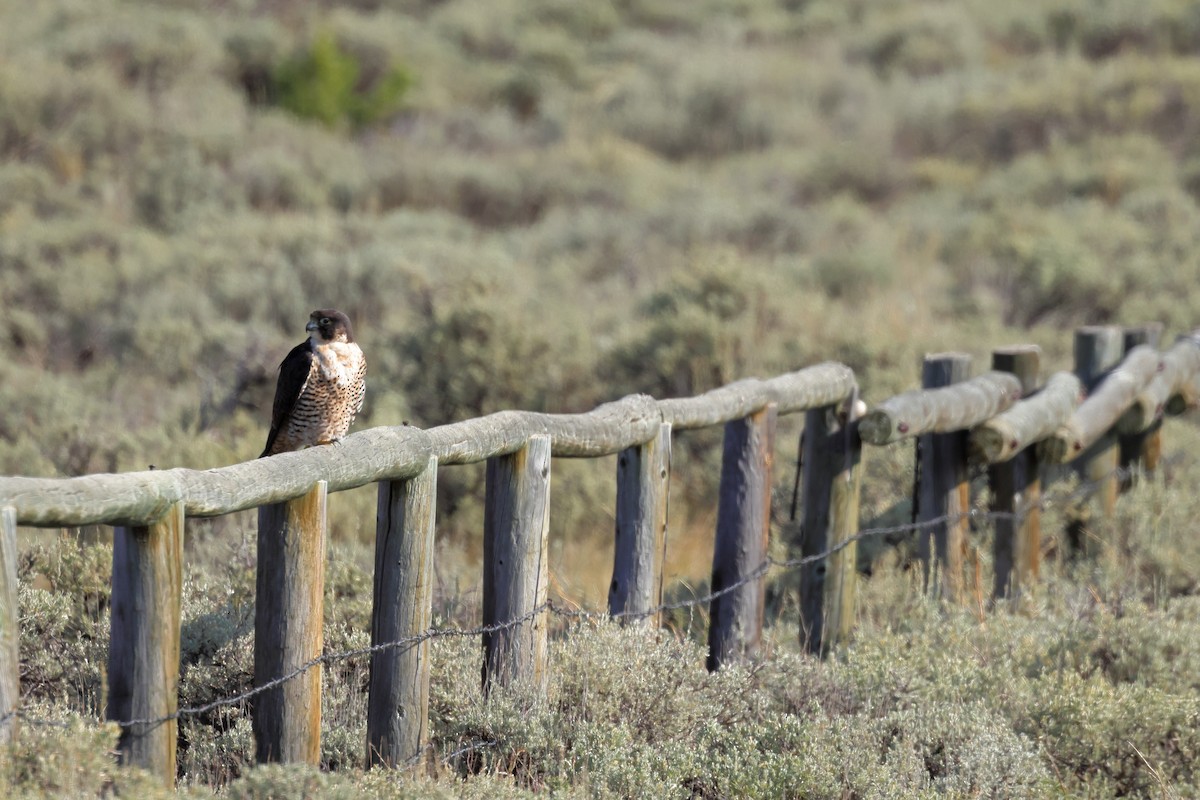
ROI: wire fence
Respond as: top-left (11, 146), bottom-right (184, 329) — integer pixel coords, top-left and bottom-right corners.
top-left (0, 456), bottom-right (1178, 756)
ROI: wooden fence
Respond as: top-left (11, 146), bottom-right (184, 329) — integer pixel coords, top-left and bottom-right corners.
top-left (0, 325), bottom-right (1198, 784)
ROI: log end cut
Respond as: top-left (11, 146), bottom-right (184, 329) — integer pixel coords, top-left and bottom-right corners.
top-left (857, 410), bottom-right (902, 446)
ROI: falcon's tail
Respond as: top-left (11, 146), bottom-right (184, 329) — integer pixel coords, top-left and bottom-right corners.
top-left (259, 427), bottom-right (281, 458)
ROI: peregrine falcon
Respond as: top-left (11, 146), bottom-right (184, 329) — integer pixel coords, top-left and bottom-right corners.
top-left (260, 309), bottom-right (367, 458)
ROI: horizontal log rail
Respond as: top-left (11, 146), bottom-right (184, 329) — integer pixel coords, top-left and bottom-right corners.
top-left (2, 324), bottom-right (1197, 785)
top-left (1039, 346), bottom-right (1163, 465)
top-left (1118, 336), bottom-right (1200, 433)
top-left (857, 369), bottom-right (1023, 446)
top-left (969, 372), bottom-right (1084, 464)
top-left (0, 363), bottom-right (855, 528)
top-left (1165, 333), bottom-right (1200, 414)
top-left (656, 364), bottom-right (855, 429)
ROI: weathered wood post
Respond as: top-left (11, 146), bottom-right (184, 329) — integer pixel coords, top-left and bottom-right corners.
top-left (988, 346), bottom-right (1041, 601)
top-left (367, 457), bottom-right (438, 770)
top-left (917, 354), bottom-right (971, 602)
top-left (707, 404), bottom-right (776, 672)
top-left (254, 481), bottom-right (327, 764)
top-left (107, 500), bottom-right (184, 785)
top-left (798, 399), bottom-right (864, 655)
top-left (0, 507), bottom-right (17, 746)
top-left (1119, 324), bottom-right (1163, 488)
top-left (1069, 327), bottom-right (1124, 556)
top-left (482, 435), bottom-right (551, 694)
top-left (609, 423), bottom-right (671, 626)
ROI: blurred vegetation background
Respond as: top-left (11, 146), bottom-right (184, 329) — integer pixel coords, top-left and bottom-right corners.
top-left (5, 0), bottom-right (1200, 589)
top-left (3, 0), bottom-right (1200, 795)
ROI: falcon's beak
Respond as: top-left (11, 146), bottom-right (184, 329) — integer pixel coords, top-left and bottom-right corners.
top-left (306, 321), bottom-right (319, 333)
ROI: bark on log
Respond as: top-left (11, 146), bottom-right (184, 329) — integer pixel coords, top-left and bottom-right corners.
top-left (609, 423), bottom-right (671, 625)
top-left (1118, 325), bottom-right (1165, 484)
top-left (367, 457), bottom-right (437, 770)
top-left (916, 354), bottom-right (971, 603)
top-left (798, 400), bottom-right (863, 656)
top-left (986, 347), bottom-right (1042, 602)
top-left (1039, 345), bottom-right (1162, 465)
top-left (1169, 379), bottom-right (1200, 415)
top-left (1165, 332), bottom-right (1200, 414)
top-left (254, 482), bottom-right (327, 765)
top-left (970, 372), bottom-right (1083, 464)
top-left (0, 426), bottom-right (431, 528)
top-left (708, 405), bottom-right (776, 671)
top-left (427, 395), bottom-right (662, 464)
top-left (659, 364), bottom-right (854, 430)
top-left (1059, 327), bottom-right (1125, 557)
top-left (1118, 337), bottom-right (1200, 433)
top-left (859, 371), bottom-right (1022, 446)
top-left (482, 436), bottom-right (551, 694)
top-left (825, 415), bottom-right (863, 651)
top-left (0, 507), bottom-right (17, 746)
top-left (108, 501), bottom-right (184, 785)
top-left (1, 365), bottom-right (854, 528)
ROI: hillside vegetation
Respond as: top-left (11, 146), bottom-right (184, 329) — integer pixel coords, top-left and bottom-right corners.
top-left (3, 0), bottom-right (1200, 796)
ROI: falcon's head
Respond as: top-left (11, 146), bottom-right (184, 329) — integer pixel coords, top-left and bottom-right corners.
top-left (306, 309), bottom-right (356, 344)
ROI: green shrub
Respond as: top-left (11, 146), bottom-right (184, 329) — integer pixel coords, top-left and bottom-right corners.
top-left (601, 41), bottom-right (778, 160)
top-left (6, 1), bottom-right (1200, 794)
top-left (16, 536), bottom-right (111, 717)
top-left (273, 30), bottom-right (412, 129)
top-left (604, 259), bottom-right (777, 399)
top-left (940, 203), bottom-right (1135, 326)
top-left (851, 3), bottom-right (983, 78)
top-left (0, 713), bottom-right (182, 800)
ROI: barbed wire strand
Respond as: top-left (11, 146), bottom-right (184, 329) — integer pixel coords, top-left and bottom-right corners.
top-left (0, 457), bottom-right (1175, 738)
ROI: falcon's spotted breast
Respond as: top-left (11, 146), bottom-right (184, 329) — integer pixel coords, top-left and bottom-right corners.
top-left (260, 309), bottom-right (366, 458)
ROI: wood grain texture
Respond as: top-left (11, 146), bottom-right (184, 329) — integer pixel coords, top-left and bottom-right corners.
top-left (482, 436), bottom-right (551, 694)
top-left (916, 355), bottom-right (971, 603)
top-left (970, 372), bottom-right (1082, 464)
top-left (1038, 345), bottom-right (1162, 465)
top-left (658, 364), bottom-right (854, 430)
top-left (798, 401), bottom-right (863, 656)
top-left (1, 425), bottom-right (431, 528)
top-left (609, 423), bottom-right (671, 625)
top-left (367, 458), bottom-right (437, 770)
top-left (1118, 326), bottom-right (1165, 488)
top-left (825, 417), bottom-right (863, 653)
top-left (1118, 336), bottom-right (1199, 433)
top-left (1057, 328), bottom-right (1126, 556)
top-left (859, 369), bottom-right (1022, 446)
top-left (2, 366), bottom-right (855, 528)
top-left (986, 348), bottom-right (1042, 601)
top-left (427, 395), bottom-right (661, 463)
top-left (708, 405), bottom-right (776, 672)
top-left (0, 507), bottom-right (17, 746)
top-left (254, 482), bottom-right (326, 765)
top-left (107, 501), bottom-right (184, 785)
top-left (1165, 332), bottom-right (1200, 414)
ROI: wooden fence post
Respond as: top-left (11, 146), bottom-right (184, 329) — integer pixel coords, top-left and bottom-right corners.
top-left (798, 400), bottom-right (864, 655)
top-left (254, 481), bottom-right (327, 764)
top-left (1119, 324), bottom-right (1164, 488)
top-left (482, 435), bottom-right (551, 694)
top-left (0, 507), bottom-right (17, 746)
top-left (1069, 327), bottom-right (1123, 556)
top-left (609, 423), bottom-right (671, 626)
top-left (707, 404), bottom-right (776, 672)
top-left (917, 354), bottom-right (971, 602)
top-left (989, 346), bottom-right (1042, 602)
top-left (367, 457), bottom-right (438, 770)
top-left (108, 500), bottom-right (184, 785)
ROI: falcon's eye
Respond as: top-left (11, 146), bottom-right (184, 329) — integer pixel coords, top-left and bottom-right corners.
top-left (320, 317), bottom-right (331, 326)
